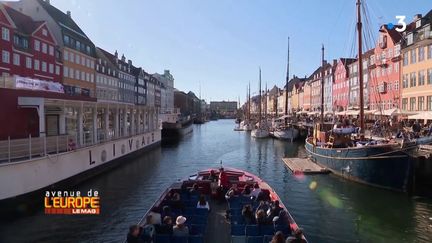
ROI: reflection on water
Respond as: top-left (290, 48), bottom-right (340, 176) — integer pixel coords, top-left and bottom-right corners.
top-left (0, 120), bottom-right (431, 243)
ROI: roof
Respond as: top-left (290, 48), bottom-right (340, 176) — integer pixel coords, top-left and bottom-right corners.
top-left (339, 58), bottom-right (356, 67)
top-left (3, 4), bottom-right (41, 35)
top-left (285, 76), bottom-right (307, 91)
top-left (37, 0), bottom-right (88, 39)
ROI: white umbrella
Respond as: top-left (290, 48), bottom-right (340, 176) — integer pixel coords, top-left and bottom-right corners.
top-left (407, 111), bottom-right (432, 120)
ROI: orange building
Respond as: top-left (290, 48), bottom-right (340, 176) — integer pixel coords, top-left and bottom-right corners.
top-left (400, 13), bottom-right (432, 111)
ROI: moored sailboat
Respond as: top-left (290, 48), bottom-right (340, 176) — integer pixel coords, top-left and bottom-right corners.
top-left (305, 0), bottom-right (423, 192)
top-left (252, 68), bottom-right (269, 138)
top-left (273, 37), bottom-right (299, 142)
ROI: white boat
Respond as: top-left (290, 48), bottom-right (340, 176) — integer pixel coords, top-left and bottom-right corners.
top-left (251, 128), bottom-right (270, 138)
top-left (273, 127), bottom-right (299, 141)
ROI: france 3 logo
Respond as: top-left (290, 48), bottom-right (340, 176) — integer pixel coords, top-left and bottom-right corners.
top-left (387, 16), bottom-right (407, 32)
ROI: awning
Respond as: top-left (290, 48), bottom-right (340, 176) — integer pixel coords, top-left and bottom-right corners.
top-left (374, 108), bottom-right (417, 116)
top-left (345, 110), bottom-right (360, 116)
top-left (408, 111), bottom-right (432, 120)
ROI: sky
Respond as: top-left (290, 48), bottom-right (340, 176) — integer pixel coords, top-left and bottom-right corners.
top-left (39, 0), bottom-right (432, 102)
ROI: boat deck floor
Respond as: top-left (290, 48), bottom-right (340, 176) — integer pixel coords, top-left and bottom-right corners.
top-left (204, 199), bottom-right (230, 243)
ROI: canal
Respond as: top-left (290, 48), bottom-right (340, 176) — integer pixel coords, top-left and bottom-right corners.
top-left (1, 119), bottom-right (431, 243)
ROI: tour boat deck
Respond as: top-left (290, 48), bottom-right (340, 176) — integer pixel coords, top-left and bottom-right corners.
top-left (132, 167), bottom-right (305, 243)
top-left (282, 158), bottom-right (329, 174)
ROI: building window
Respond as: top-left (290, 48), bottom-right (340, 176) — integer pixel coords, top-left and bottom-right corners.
top-left (26, 57), bottom-right (32, 68)
top-left (81, 71), bottom-right (85, 81)
top-left (13, 53), bottom-right (20, 66)
top-left (418, 96), bottom-right (425, 111)
top-left (403, 53), bottom-right (408, 66)
top-left (410, 49), bottom-right (416, 64)
top-left (34, 59), bottom-right (40, 70)
top-left (81, 56), bottom-right (85, 67)
top-left (428, 69), bottom-right (432, 85)
top-left (402, 74), bottom-right (408, 88)
top-left (69, 68), bottom-right (74, 78)
top-left (410, 72), bottom-right (416, 87)
top-left (90, 60), bottom-right (94, 69)
top-left (34, 41), bottom-right (41, 52)
top-left (64, 50), bottom-right (69, 61)
top-left (41, 61), bottom-right (47, 72)
top-left (70, 52), bottom-right (74, 63)
top-left (2, 50), bottom-right (10, 64)
top-left (63, 35), bottom-right (69, 45)
top-left (42, 28), bottom-right (48, 36)
top-left (419, 70), bottom-right (425, 86)
top-left (86, 46), bottom-right (91, 55)
top-left (75, 54), bottom-right (80, 64)
top-left (55, 65), bottom-right (60, 75)
top-left (402, 98), bottom-right (408, 110)
top-left (428, 45), bottom-right (432, 59)
top-left (2, 27), bottom-right (9, 41)
top-left (75, 70), bottom-right (79, 80)
top-left (76, 40), bottom-right (81, 50)
top-left (410, 97), bottom-right (416, 111)
top-left (42, 43), bottom-right (47, 54)
top-left (91, 74), bottom-right (94, 83)
top-left (428, 96), bottom-right (432, 111)
top-left (49, 45), bottom-right (54, 56)
top-left (86, 73), bottom-right (90, 82)
top-left (419, 46), bottom-right (425, 62)
top-left (86, 59), bottom-right (90, 68)
top-left (49, 64), bottom-right (54, 74)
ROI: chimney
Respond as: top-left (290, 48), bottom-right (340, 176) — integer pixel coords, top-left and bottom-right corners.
top-left (66, 11), bottom-right (71, 18)
top-left (128, 60), bottom-right (132, 66)
top-left (114, 50), bottom-right (118, 58)
top-left (333, 59), bottom-right (337, 66)
top-left (121, 54), bottom-right (125, 62)
top-left (414, 14), bottom-right (422, 21)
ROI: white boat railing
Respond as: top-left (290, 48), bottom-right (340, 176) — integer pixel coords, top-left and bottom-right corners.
top-left (0, 122), bottom-right (162, 164)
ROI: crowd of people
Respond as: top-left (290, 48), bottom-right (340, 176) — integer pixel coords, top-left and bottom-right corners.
top-left (126, 167), bottom-right (306, 243)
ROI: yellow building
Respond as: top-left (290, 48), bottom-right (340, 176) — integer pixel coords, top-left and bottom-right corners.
top-left (400, 13), bottom-right (432, 111)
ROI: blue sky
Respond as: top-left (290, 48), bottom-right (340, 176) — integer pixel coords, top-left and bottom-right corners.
top-left (48, 0), bottom-right (431, 102)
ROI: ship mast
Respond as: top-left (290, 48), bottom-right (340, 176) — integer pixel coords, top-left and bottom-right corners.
top-left (285, 37), bottom-right (290, 125)
top-left (248, 82), bottom-right (251, 121)
top-left (265, 82), bottom-right (268, 119)
top-left (258, 68), bottom-right (262, 126)
top-left (320, 44), bottom-right (325, 126)
top-left (357, 0), bottom-right (365, 133)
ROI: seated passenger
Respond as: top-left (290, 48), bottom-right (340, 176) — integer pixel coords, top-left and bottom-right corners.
top-left (148, 208), bottom-right (162, 225)
top-left (189, 183), bottom-right (200, 195)
top-left (242, 185), bottom-right (252, 197)
top-left (156, 216), bottom-right (173, 235)
top-left (161, 205), bottom-right (175, 220)
top-left (173, 216), bottom-right (189, 237)
top-left (256, 201), bottom-right (270, 213)
top-left (255, 209), bottom-right (268, 225)
top-left (166, 192), bottom-right (184, 210)
top-left (273, 210), bottom-right (287, 225)
top-left (127, 225), bottom-right (143, 243)
top-left (225, 184), bottom-right (239, 200)
top-left (269, 200), bottom-right (283, 218)
top-left (257, 189), bottom-right (271, 201)
top-left (250, 183), bottom-right (261, 198)
top-left (196, 195), bottom-right (210, 211)
top-left (241, 204), bottom-right (255, 225)
top-left (286, 228), bottom-right (306, 243)
top-left (141, 215), bottom-right (155, 242)
top-left (271, 231), bottom-right (285, 243)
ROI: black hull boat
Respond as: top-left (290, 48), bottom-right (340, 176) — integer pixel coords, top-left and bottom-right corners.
top-left (126, 167), bottom-right (306, 243)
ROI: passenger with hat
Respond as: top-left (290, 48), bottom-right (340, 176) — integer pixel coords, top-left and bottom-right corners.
top-left (173, 216), bottom-right (189, 237)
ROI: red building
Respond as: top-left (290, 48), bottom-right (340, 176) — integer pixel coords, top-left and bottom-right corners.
top-left (369, 24), bottom-right (403, 111)
top-left (1, 4), bottom-right (62, 81)
top-left (0, 3), bottom-right (63, 139)
top-left (333, 58), bottom-right (356, 111)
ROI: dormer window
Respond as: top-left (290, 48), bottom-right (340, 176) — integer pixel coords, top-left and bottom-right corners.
top-left (416, 20), bottom-right (422, 29)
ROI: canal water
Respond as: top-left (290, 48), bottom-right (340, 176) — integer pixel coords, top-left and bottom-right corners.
top-left (1, 119), bottom-right (431, 243)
